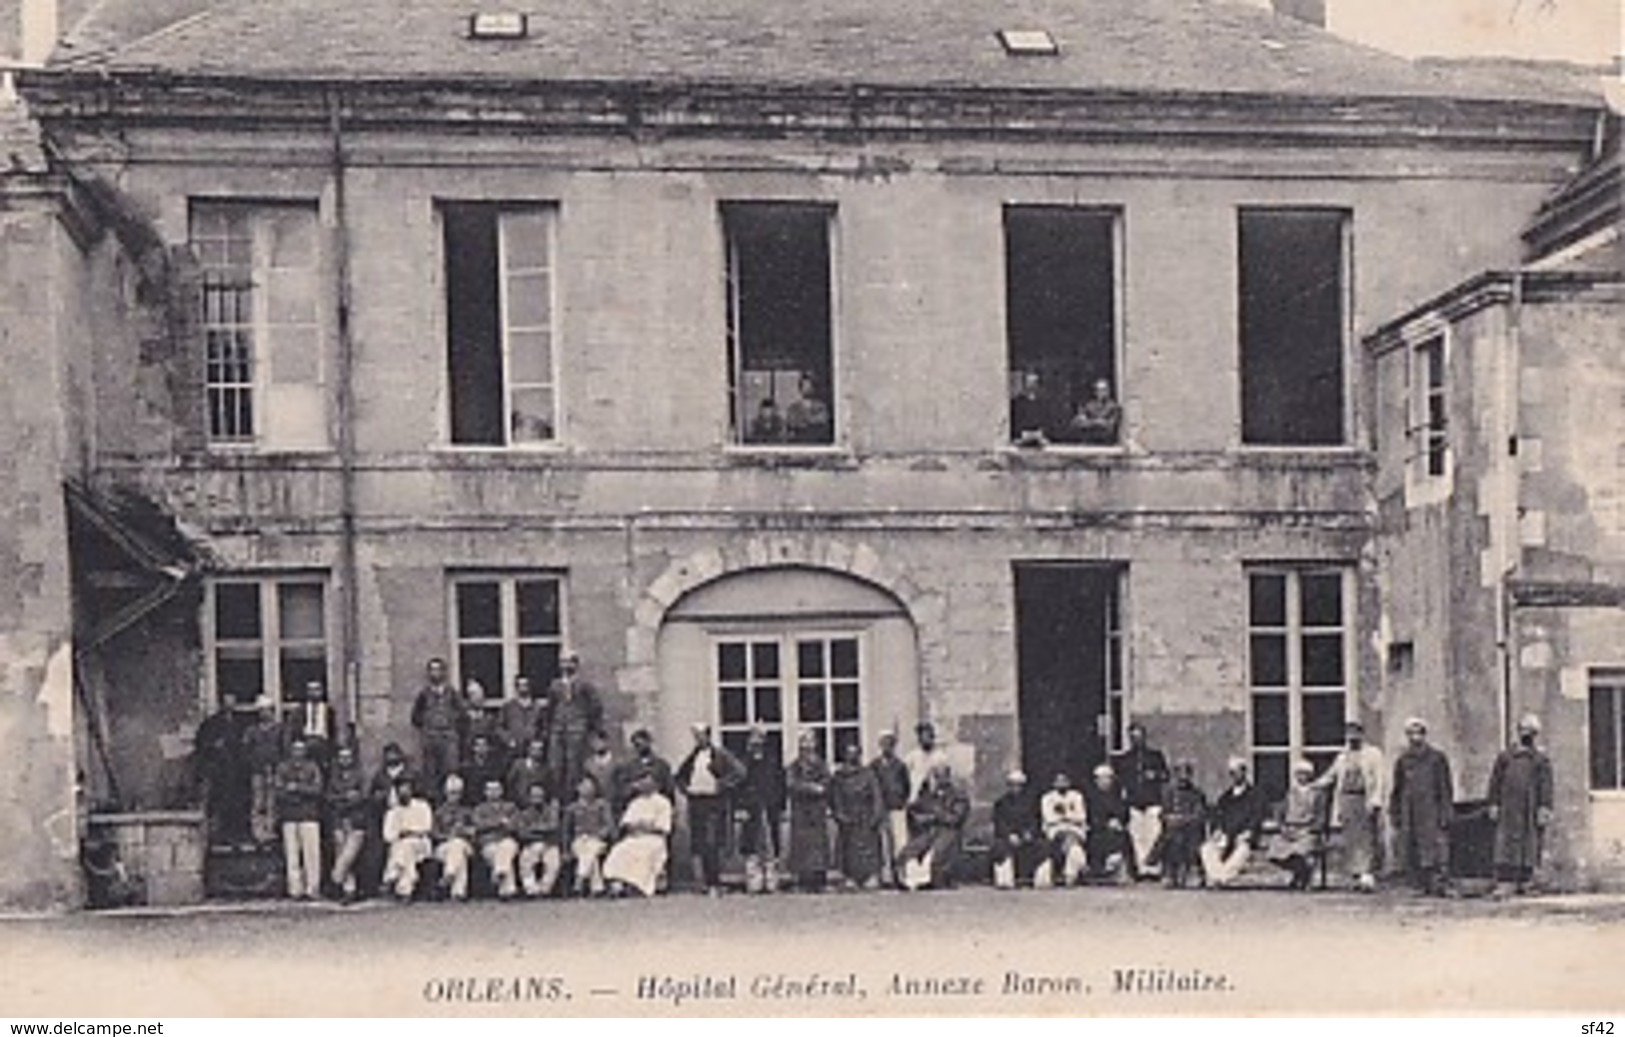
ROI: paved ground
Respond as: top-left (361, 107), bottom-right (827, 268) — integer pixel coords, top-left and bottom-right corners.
top-left (3, 887), bottom-right (1623, 1016)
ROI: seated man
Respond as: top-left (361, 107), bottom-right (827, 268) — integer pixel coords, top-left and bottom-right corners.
top-left (1200, 757), bottom-right (1266, 888)
top-left (506, 738), bottom-right (550, 805)
top-left (461, 734), bottom-right (506, 799)
top-left (566, 774), bottom-right (614, 897)
top-left (898, 764), bottom-right (970, 891)
top-left (603, 774), bottom-right (674, 897)
top-left (1084, 763), bottom-right (1132, 882)
top-left (1267, 758), bottom-right (1329, 890)
top-left (380, 776), bottom-right (434, 901)
top-left (1010, 372), bottom-right (1052, 446)
top-left (1038, 772), bottom-right (1089, 888)
top-left (472, 778), bottom-right (521, 900)
top-left (432, 774), bottom-right (477, 901)
top-left (991, 770), bottom-right (1042, 890)
top-left (1149, 762), bottom-right (1208, 888)
top-left (515, 782), bottom-right (565, 899)
top-left (784, 374), bottom-right (833, 444)
top-left (1068, 378), bottom-right (1122, 446)
top-left (748, 398), bottom-right (788, 444)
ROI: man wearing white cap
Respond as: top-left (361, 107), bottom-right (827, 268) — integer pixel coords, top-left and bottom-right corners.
top-left (991, 769), bottom-right (1041, 889)
top-left (1487, 713), bottom-right (1554, 896)
top-left (1390, 717), bottom-right (1454, 896)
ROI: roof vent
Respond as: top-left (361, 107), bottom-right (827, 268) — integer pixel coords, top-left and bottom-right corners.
top-left (997, 29), bottom-right (1060, 56)
top-left (468, 13), bottom-right (529, 40)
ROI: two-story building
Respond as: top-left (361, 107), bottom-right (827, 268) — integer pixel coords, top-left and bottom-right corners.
top-left (0, 0), bottom-right (1610, 906)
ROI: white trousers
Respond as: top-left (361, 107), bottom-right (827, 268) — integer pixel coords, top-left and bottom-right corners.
top-left (519, 842), bottom-right (562, 897)
top-left (1128, 806), bottom-right (1163, 875)
top-left (1200, 834), bottom-right (1252, 887)
top-left (281, 820), bottom-right (321, 898)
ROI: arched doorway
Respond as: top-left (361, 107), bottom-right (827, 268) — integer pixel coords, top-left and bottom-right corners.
top-left (655, 566), bottom-right (920, 767)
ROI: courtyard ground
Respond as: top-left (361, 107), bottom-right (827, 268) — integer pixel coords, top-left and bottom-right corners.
top-left (2, 886), bottom-right (1622, 1016)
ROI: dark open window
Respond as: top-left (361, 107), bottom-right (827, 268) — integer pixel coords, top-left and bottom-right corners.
top-left (1005, 207), bottom-right (1120, 446)
top-left (443, 203), bottom-right (556, 447)
top-left (724, 203), bottom-right (834, 447)
top-left (1417, 336), bottom-right (1448, 477)
top-left (1239, 209), bottom-right (1348, 446)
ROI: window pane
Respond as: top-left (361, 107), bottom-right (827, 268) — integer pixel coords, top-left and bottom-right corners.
top-left (1252, 693), bottom-right (1289, 747)
top-left (266, 207), bottom-right (317, 268)
top-left (833, 726), bottom-right (862, 763)
top-left (1250, 635), bottom-right (1288, 688)
top-left (831, 638), bottom-right (859, 679)
top-left (722, 731), bottom-right (749, 759)
top-left (507, 329), bottom-right (553, 386)
top-left (516, 579), bottom-right (560, 637)
top-left (1254, 752), bottom-right (1289, 804)
top-left (720, 687), bottom-right (749, 726)
top-left (798, 640), bottom-right (825, 679)
top-left (501, 210), bottom-right (552, 270)
top-left (517, 643), bottom-right (559, 690)
top-left (1299, 573), bottom-right (1343, 627)
top-left (832, 682), bottom-right (859, 722)
top-left (799, 684), bottom-right (827, 723)
top-left (1302, 692), bottom-right (1347, 748)
top-left (455, 582), bottom-right (501, 639)
top-left (809, 729), bottom-right (829, 762)
top-left (1301, 634), bottom-right (1345, 687)
top-left (754, 686), bottom-right (782, 724)
top-left (444, 204), bottom-right (505, 446)
top-left (509, 386), bottom-right (555, 444)
top-left (277, 582), bottom-right (325, 641)
top-left (718, 643), bottom-right (747, 682)
top-left (458, 643), bottom-right (504, 701)
top-left (1591, 687), bottom-right (1621, 791)
top-left (751, 643), bottom-right (780, 680)
top-left (215, 583), bottom-right (262, 641)
top-left (506, 275), bottom-right (552, 332)
top-left (280, 647), bottom-right (327, 699)
top-left (216, 652), bottom-right (264, 706)
top-left (1248, 573), bottom-right (1287, 628)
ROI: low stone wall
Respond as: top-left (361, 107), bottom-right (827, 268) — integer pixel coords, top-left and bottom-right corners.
top-left (88, 811), bottom-right (205, 907)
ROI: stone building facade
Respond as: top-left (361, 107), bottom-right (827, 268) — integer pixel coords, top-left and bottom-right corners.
top-left (0, 0), bottom-right (1612, 906)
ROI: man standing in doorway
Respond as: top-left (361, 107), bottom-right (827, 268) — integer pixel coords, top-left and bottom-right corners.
top-left (545, 652), bottom-right (604, 799)
top-left (1487, 713), bottom-right (1554, 897)
top-left (1112, 722), bottom-right (1171, 880)
top-left (410, 658), bottom-right (466, 799)
top-left (675, 722), bottom-right (746, 895)
top-left (1390, 717), bottom-right (1454, 896)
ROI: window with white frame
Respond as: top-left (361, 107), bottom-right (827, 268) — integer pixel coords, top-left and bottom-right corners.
top-left (1590, 668), bottom-right (1625, 792)
top-left (714, 632), bottom-right (862, 763)
top-left (1412, 334), bottom-right (1449, 479)
top-left (191, 201), bottom-right (325, 449)
top-left (208, 577), bottom-right (330, 709)
top-left (443, 204), bottom-right (559, 447)
top-left (451, 575), bottom-right (564, 700)
top-left (1247, 567), bottom-right (1351, 800)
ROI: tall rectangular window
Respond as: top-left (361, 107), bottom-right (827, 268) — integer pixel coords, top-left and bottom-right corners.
top-left (443, 205), bottom-right (558, 446)
top-left (1248, 567), bottom-right (1351, 800)
top-left (191, 202), bottom-right (324, 449)
top-left (1004, 206), bottom-right (1121, 446)
top-left (207, 577), bottom-right (329, 709)
top-left (1414, 335), bottom-right (1449, 478)
top-left (1239, 209), bottom-right (1349, 446)
top-left (714, 632), bottom-right (862, 764)
top-left (723, 203), bottom-right (834, 447)
top-left (1590, 668), bottom-right (1625, 791)
top-left (451, 575), bottom-right (564, 700)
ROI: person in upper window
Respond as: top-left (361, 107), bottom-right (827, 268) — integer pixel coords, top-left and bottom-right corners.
top-left (748, 397), bottom-right (788, 444)
top-left (1068, 378), bottom-right (1123, 445)
top-left (785, 373), bottom-right (832, 444)
top-left (1010, 371), bottom-right (1051, 446)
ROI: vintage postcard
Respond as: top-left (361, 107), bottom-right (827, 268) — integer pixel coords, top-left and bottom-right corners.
top-left (0, 0), bottom-right (1621, 1019)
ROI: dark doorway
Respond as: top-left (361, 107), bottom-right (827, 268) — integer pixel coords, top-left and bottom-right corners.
top-left (1014, 564), bottom-right (1123, 789)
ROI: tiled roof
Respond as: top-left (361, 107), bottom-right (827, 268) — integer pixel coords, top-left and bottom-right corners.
top-left (47, 0), bottom-right (1605, 106)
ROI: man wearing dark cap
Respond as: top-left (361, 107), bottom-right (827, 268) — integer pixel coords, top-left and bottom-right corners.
top-left (614, 728), bottom-right (675, 814)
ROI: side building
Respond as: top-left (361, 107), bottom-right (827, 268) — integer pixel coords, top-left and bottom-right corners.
top-left (3, 0), bottom-right (1610, 905)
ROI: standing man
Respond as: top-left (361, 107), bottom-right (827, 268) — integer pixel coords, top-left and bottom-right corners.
top-left (736, 726), bottom-right (787, 894)
top-left (245, 696), bottom-right (284, 846)
top-left (284, 679), bottom-right (336, 772)
top-left (1487, 713), bottom-right (1555, 897)
top-left (499, 675), bottom-right (547, 762)
top-left (784, 732), bottom-right (833, 892)
top-left (274, 738), bottom-right (324, 900)
top-left (904, 721), bottom-right (949, 801)
top-left (614, 728), bottom-right (676, 813)
top-left (410, 658), bottom-right (466, 800)
top-left (1112, 722), bottom-right (1171, 880)
top-left (675, 722), bottom-right (746, 895)
top-left (325, 742), bottom-right (369, 902)
top-left (545, 652), bottom-right (604, 799)
top-left (1390, 717), bottom-right (1455, 896)
top-left (829, 742), bottom-right (886, 890)
top-left (870, 732), bottom-right (912, 887)
top-left (1317, 720), bottom-right (1387, 892)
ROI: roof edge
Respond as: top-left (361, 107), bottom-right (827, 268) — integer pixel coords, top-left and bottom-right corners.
top-left (1365, 268), bottom-right (1625, 350)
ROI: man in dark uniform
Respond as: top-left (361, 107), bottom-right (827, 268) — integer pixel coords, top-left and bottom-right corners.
top-left (1111, 722), bottom-right (1171, 879)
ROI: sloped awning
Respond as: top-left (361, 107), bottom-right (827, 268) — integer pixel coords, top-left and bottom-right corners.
top-left (65, 479), bottom-right (209, 648)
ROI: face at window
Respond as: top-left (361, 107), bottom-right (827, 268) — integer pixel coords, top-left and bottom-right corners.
top-left (1092, 379), bottom-right (1113, 402)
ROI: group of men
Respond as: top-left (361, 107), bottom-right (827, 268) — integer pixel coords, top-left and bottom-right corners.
top-left (988, 716), bottom-right (1556, 898)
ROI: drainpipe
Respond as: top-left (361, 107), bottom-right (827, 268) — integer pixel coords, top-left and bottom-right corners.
top-left (1498, 268), bottom-right (1526, 750)
top-left (329, 88), bottom-right (362, 739)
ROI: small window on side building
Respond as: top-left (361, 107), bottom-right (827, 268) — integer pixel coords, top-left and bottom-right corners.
top-left (723, 202), bottom-right (835, 448)
top-left (1414, 335), bottom-right (1448, 478)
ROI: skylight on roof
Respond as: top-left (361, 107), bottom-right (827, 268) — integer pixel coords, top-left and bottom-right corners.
top-left (997, 29), bottom-right (1060, 56)
top-left (468, 13), bottom-right (529, 40)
